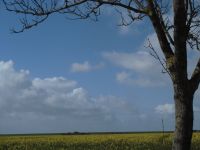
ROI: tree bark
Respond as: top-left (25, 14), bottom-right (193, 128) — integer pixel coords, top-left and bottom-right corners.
top-left (172, 83), bottom-right (194, 150)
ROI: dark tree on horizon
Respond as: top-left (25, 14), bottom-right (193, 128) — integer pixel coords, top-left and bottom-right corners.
top-left (3, 0), bottom-right (200, 149)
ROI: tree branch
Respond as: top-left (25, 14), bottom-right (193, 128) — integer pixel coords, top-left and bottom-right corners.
top-left (154, 1), bottom-right (174, 46)
top-left (3, 0), bottom-right (148, 16)
top-left (147, 1), bottom-right (174, 61)
top-left (11, 15), bottom-right (49, 33)
top-left (186, 0), bottom-right (200, 51)
top-left (146, 38), bottom-right (173, 79)
top-left (96, 0), bottom-right (147, 14)
top-left (3, 0), bottom-right (88, 16)
top-left (3, 0), bottom-right (148, 33)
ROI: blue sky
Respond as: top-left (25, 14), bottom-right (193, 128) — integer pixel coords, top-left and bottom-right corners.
top-left (0, 4), bottom-right (199, 134)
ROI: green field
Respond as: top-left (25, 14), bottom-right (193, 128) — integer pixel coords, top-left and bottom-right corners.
top-left (1, 133), bottom-right (200, 150)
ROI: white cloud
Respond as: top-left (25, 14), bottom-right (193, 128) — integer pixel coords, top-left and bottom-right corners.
top-left (155, 104), bottom-right (174, 115)
top-left (71, 61), bottom-right (91, 72)
top-left (134, 78), bottom-right (166, 87)
top-left (118, 25), bottom-right (142, 35)
top-left (71, 61), bottom-right (104, 72)
top-left (116, 71), bottom-right (131, 83)
top-left (103, 33), bottom-right (165, 77)
top-left (0, 60), bottom-right (30, 88)
top-left (103, 51), bottom-right (155, 72)
top-left (116, 71), bottom-right (165, 87)
top-left (0, 60), bottom-right (137, 133)
top-left (119, 26), bottom-right (130, 35)
top-left (103, 48), bottom-right (168, 87)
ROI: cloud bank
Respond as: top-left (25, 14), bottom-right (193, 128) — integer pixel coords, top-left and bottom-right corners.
top-left (0, 60), bottom-right (138, 133)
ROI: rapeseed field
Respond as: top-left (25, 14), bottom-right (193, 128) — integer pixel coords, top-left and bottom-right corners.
top-left (0, 133), bottom-right (200, 150)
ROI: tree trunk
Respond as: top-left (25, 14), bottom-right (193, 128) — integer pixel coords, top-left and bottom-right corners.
top-left (172, 85), bottom-right (194, 150)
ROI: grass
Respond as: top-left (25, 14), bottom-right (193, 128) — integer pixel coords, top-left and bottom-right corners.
top-left (0, 132), bottom-right (200, 150)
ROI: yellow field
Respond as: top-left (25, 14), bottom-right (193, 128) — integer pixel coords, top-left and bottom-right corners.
top-left (0, 133), bottom-right (200, 150)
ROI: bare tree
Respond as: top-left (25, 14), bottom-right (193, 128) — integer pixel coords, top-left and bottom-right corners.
top-left (3, 0), bottom-right (200, 149)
